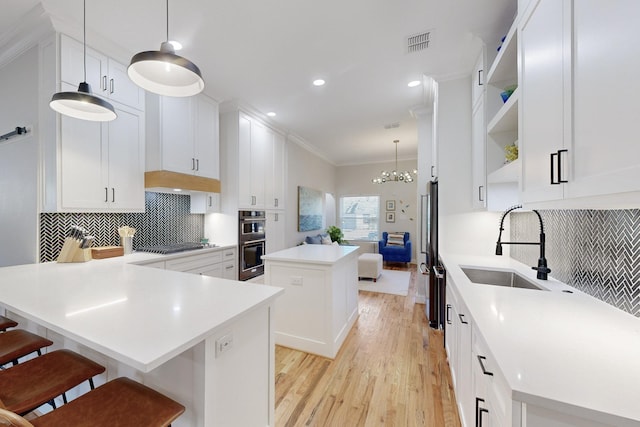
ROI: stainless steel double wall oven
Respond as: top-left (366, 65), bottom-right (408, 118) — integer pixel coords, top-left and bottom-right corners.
top-left (238, 210), bottom-right (266, 281)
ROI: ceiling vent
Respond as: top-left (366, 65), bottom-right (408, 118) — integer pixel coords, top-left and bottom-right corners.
top-left (384, 122), bottom-right (400, 130)
top-left (407, 30), bottom-right (433, 53)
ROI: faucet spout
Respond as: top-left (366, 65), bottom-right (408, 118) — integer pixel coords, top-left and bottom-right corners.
top-left (494, 205), bottom-right (551, 280)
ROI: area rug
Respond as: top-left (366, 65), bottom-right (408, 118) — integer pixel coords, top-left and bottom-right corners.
top-left (358, 270), bottom-right (411, 296)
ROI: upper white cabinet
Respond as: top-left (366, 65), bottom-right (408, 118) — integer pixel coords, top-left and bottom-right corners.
top-left (265, 211), bottom-right (286, 254)
top-left (520, 0), bottom-right (640, 207)
top-left (60, 34), bottom-right (144, 110)
top-left (220, 110), bottom-right (286, 211)
top-left (146, 94), bottom-right (220, 180)
top-left (42, 35), bottom-right (145, 213)
top-left (471, 52), bottom-right (485, 108)
top-left (471, 50), bottom-right (487, 210)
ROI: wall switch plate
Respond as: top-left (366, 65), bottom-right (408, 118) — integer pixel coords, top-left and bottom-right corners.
top-left (291, 276), bottom-right (303, 285)
top-left (215, 333), bottom-right (233, 357)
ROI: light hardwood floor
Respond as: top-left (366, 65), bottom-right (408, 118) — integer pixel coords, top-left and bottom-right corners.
top-left (274, 264), bottom-right (462, 427)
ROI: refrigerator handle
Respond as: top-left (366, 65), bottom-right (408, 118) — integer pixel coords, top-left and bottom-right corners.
top-left (432, 266), bottom-right (444, 279)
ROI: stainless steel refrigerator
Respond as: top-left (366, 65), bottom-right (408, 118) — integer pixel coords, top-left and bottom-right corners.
top-left (426, 180), bottom-right (446, 329)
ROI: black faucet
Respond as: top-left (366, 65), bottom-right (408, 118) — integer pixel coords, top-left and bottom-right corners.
top-left (495, 205), bottom-right (551, 280)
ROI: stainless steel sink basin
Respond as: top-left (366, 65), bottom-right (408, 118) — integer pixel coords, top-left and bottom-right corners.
top-left (461, 267), bottom-right (547, 291)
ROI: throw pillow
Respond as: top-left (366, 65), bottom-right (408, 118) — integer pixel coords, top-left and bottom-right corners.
top-left (305, 235), bottom-right (322, 244)
top-left (321, 235), bottom-right (332, 245)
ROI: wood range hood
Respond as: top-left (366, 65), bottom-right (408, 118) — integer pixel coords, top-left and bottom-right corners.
top-left (144, 171), bottom-right (221, 193)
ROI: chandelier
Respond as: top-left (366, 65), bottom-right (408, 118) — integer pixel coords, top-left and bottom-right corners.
top-left (372, 140), bottom-right (417, 184)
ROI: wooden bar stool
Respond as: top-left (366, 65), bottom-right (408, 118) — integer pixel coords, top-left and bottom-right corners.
top-left (0, 349), bottom-right (105, 416)
top-left (0, 330), bottom-right (54, 367)
top-left (0, 377), bottom-right (185, 427)
top-left (0, 315), bottom-right (18, 332)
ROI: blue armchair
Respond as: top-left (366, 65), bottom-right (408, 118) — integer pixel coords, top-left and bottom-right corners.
top-left (378, 232), bottom-right (412, 264)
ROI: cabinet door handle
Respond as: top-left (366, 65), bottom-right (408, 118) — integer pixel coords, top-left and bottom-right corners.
top-left (558, 149), bottom-right (568, 183)
top-left (225, 252), bottom-right (234, 257)
top-left (478, 185), bottom-right (484, 202)
top-left (431, 165), bottom-right (435, 178)
top-left (550, 152), bottom-right (560, 184)
top-left (477, 355), bottom-right (494, 376)
top-left (196, 158), bottom-right (199, 171)
top-left (192, 158), bottom-right (196, 171)
top-left (251, 196), bottom-right (256, 205)
top-left (208, 196), bottom-right (212, 207)
top-left (459, 313), bottom-right (469, 324)
top-left (274, 198), bottom-right (278, 207)
top-left (274, 213), bottom-right (279, 222)
top-left (476, 398), bottom-right (489, 427)
top-left (104, 187), bottom-right (108, 202)
top-left (102, 75), bottom-right (108, 91)
top-left (446, 304), bottom-right (452, 324)
top-left (111, 188), bottom-right (115, 203)
top-left (478, 69), bottom-right (483, 86)
top-left (109, 78), bottom-right (114, 94)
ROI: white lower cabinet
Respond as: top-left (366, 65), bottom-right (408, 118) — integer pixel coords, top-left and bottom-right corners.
top-left (162, 247), bottom-right (237, 279)
top-left (472, 331), bottom-right (511, 427)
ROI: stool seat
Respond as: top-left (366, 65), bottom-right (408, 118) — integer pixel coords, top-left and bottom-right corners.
top-left (30, 377), bottom-right (185, 427)
top-left (0, 330), bottom-right (53, 366)
top-left (0, 349), bottom-right (105, 416)
top-left (358, 253), bottom-right (383, 282)
top-left (0, 315), bottom-right (18, 332)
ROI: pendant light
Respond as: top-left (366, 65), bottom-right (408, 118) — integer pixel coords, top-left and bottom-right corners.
top-left (49, 0), bottom-right (117, 122)
top-left (372, 140), bottom-right (417, 184)
top-left (127, 0), bottom-right (204, 97)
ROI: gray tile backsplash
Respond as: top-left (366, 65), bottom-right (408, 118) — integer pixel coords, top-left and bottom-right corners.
top-left (510, 210), bottom-right (640, 317)
top-left (40, 192), bottom-right (204, 262)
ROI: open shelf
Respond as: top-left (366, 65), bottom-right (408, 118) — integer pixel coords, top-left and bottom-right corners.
top-left (487, 89), bottom-right (518, 134)
top-left (488, 158), bottom-right (521, 184)
top-left (486, 20), bottom-right (518, 85)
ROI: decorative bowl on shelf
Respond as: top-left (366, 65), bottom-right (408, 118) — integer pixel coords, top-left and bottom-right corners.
top-left (500, 84), bottom-right (518, 103)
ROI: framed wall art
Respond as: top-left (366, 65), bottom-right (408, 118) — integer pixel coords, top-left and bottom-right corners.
top-left (386, 212), bottom-right (395, 223)
top-left (386, 200), bottom-right (395, 211)
top-left (298, 186), bottom-right (324, 231)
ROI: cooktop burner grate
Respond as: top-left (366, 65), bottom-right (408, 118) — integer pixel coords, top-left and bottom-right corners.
top-left (135, 242), bottom-right (205, 255)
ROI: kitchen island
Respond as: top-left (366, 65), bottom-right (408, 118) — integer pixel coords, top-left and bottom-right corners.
top-left (0, 254), bottom-right (283, 427)
top-left (262, 244), bottom-right (359, 358)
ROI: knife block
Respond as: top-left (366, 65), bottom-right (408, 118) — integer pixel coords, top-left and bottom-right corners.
top-left (57, 238), bottom-right (92, 263)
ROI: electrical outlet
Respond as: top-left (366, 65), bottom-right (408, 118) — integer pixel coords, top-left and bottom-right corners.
top-left (291, 276), bottom-right (303, 286)
top-left (215, 333), bottom-right (233, 357)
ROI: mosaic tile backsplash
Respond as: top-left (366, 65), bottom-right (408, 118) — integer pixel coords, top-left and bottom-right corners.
top-left (510, 210), bottom-right (640, 318)
top-left (40, 192), bottom-right (205, 262)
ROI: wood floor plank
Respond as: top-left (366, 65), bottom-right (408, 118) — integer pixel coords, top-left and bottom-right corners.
top-left (275, 264), bottom-right (462, 427)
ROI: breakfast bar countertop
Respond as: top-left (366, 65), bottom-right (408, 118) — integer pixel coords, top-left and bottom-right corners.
top-left (0, 254), bottom-right (283, 373)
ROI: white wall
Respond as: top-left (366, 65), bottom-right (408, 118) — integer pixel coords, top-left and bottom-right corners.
top-left (0, 46), bottom-right (39, 266)
top-left (285, 139), bottom-right (337, 248)
top-left (336, 160), bottom-right (418, 262)
top-left (436, 77), bottom-right (505, 256)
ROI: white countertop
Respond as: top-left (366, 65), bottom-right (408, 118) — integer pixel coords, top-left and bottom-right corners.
top-left (261, 244), bottom-right (359, 264)
top-left (441, 253), bottom-right (640, 425)
top-left (0, 251), bottom-right (283, 373)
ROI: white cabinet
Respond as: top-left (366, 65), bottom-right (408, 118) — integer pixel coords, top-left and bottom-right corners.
top-left (520, 0), bottom-right (640, 207)
top-left (54, 83), bottom-right (145, 212)
top-left (190, 192), bottom-right (220, 214)
top-left (220, 110), bottom-right (286, 212)
top-left (471, 97), bottom-right (486, 210)
top-left (265, 211), bottom-right (286, 255)
top-left (472, 331), bottom-right (511, 427)
top-left (472, 52), bottom-right (485, 108)
top-left (164, 247), bottom-right (236, 279)
top-left (446, 280), bottom-right (473, 427)
top-left (519, 0), bottom-right (568, 204)
top-left (147, 94), bottom-right (220, 179)
top-left (60, 34), bottom-right (144, 110)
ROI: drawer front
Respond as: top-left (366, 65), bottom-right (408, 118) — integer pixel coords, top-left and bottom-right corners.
top-left (165, 251), bottom-right (223, 272)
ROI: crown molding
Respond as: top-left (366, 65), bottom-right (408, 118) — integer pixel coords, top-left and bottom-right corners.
top-left (0, 4), bottom-right (53, 69)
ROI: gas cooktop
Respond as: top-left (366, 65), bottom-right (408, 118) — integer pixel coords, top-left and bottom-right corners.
top-left (135, 242), bottom-right (206, 255)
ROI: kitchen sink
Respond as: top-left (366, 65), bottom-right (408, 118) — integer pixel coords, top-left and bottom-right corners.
top-left (461, 267), bottom-right (547, 291)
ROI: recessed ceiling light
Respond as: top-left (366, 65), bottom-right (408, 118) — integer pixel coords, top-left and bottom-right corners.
top-left (267, 112), bottom-right (276, 117)
top-left (313, 79), bottom-right (326, 86)
top-left (408, 80), bottom-right (421, 87)
top-left (173, 188), bottom-right (182, 192)
top-left (168, 40), bottom-right (182, 51)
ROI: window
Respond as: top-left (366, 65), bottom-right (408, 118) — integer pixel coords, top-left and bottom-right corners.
top-left (339, 196), bottom-right (380, 241)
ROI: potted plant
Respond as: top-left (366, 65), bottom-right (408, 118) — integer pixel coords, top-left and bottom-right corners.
top-left (327, 226), bottom-right (347, 244)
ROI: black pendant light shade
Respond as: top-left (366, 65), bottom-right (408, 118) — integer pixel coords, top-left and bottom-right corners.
top-left (49, 0), bottom-right (117, 122)
top-left (128, 41), bottom-right (204, 97)
top-left (50, 82), bottom-right (117, 122)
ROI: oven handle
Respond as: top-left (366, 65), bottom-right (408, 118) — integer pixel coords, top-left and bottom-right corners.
top-left (242, 239), bottom-right (266, 245)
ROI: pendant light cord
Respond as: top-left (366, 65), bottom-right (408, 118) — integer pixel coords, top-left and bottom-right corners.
top-left (83, 0), bottom-right (87, 82)
top-left (166, 0), bottom-right (169, 42)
